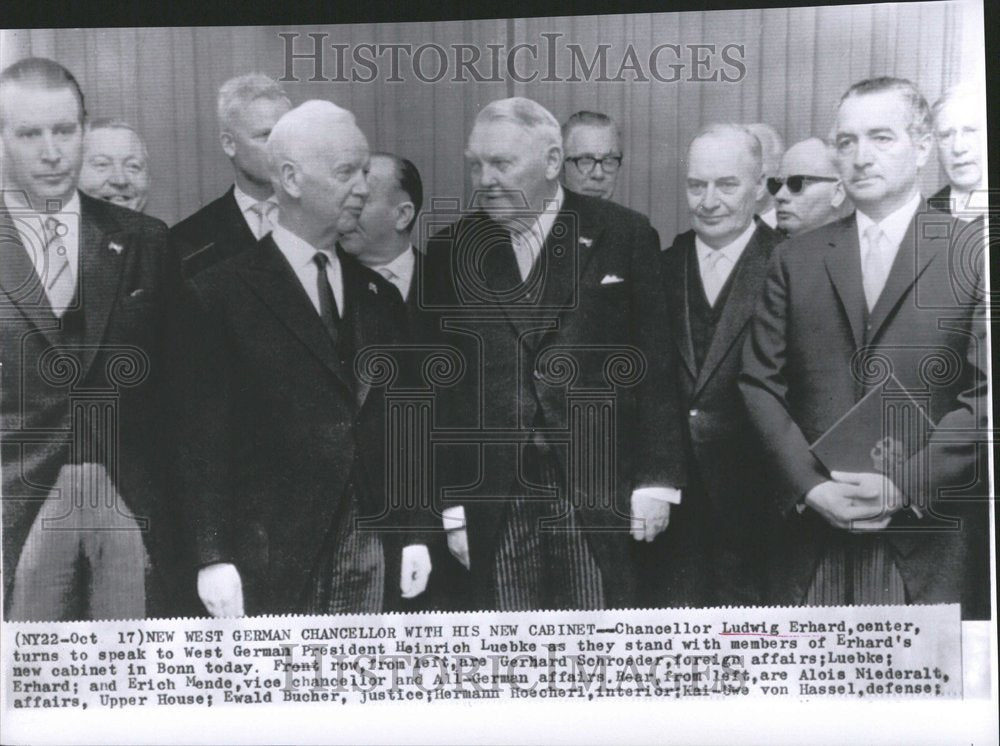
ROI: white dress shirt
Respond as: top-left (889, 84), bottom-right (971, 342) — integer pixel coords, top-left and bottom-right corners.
top-left (371, 245), bottom-right (415, 302)
top-left (233, 184), bottom-right (279, 241)
top-left (509, 185), bottom-right (564, 280)
top-left (855, 191), bottom-right (922, 309)
top-left (270, 221), bottom-right (344, 317)
top-left (5, 191), bottom-right (81, 294)
top-left (695, 219), bottom-right (757, 306)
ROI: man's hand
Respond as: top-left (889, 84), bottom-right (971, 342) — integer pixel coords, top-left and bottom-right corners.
top-left (804, 472), bottom-right (902, 530)
top-left (443, 506), bottom-right (471, 570)
top-left (630, 492), bottom-right (672, 542)
top-left (197, 562), bottom-right (244, 617)
top-left (400, 544), bottom-right (431, 598)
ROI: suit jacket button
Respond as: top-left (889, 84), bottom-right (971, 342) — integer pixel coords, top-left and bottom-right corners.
top-left (533, 369), bottom-right (543, 381)
top-left (688, 408), bottom-right (699, 417)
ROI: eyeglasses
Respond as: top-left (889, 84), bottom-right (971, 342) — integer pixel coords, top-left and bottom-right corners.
top-left (767, 175), bottom-right (839, 195)
top-left (566, 155), bottom-right (623, 175)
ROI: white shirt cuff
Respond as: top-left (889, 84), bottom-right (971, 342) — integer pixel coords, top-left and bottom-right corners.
top-left (632, 487), bottom-right (681, 504)
top-left (442, 505), bottom-right (466, 530)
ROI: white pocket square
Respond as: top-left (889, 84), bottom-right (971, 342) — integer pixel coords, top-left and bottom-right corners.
top-left (600, 274), bottom-right (625, 285)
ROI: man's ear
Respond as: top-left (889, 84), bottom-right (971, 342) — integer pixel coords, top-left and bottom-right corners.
top-left (220, 131), bottom-right (236, 159)
top-left (913, 131), bottom-right (933, 170)
top-left (543, 144), bottom-right (563, 181)
top-left (830, 180), bottom-right (847, 208)
top-left (278, 160), bottom-right (300, 199)
top-left (753, 170), bottom-right (767, 203)
top-left (395, 201), bottom-right (415, 233)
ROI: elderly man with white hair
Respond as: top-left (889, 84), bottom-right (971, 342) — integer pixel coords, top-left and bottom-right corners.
top-left (170, 99), bottom-right (430, 617)
top-left (421, 97), bottom-right (684, 611)
top-left (929, 83), bottom-right (986, 220)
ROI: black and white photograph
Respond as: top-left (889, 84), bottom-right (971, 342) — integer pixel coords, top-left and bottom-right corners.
top-left (0, 0), bottom-right (994, 743)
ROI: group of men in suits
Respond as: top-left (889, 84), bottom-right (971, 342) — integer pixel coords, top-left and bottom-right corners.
top-left (1, 58), bottom-right (988, 621)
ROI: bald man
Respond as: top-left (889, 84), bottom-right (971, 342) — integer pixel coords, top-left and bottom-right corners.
top-left (746, 122), bottom-right (784, 228)
top-left (169, 100), bottom-right (429, 616)
top-left (772, 138), bottom-right (847, 237)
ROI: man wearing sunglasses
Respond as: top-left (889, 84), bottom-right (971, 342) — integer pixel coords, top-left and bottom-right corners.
top-left (741, 77), bottom-right (988, 619)
top-left (561, 111), bottom-right (623, 201)
top-left (771, 137), bottom-right (847, 237)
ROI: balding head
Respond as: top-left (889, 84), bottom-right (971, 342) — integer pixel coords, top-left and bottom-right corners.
top-left (267, 100), bottom-right (370, 248)
top-left (771, 137), bottom-right (846, 237)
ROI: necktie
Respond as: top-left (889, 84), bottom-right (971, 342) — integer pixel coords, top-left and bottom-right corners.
top-left (701, 249), bottom-right (730, 306)
top-left (312, 252), bottom-right (341, 341)
top-left (510, 228), bottom-right (539, 282)
top-left (42, 216), bottom-right (75, 317)
top-left (862, 224), bottom-right (889, 311)
top-left (250, 201), bottom-right (276, 239)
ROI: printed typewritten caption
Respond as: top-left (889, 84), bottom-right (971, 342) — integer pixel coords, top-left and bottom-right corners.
top-left (4, 606), bottom-right (962, 710)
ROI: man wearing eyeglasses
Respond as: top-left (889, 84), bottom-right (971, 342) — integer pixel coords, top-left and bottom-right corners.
top-left (740, 77), bottom-right (987, 619)
top-left (644, 123), bottom-right (780, 607)
top-left (561, 111), bottom-right (623, 200)
top-left (771, 137), bottom-right (847, 237)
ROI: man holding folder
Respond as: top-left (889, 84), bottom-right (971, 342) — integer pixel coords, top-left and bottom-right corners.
top-left (740, 77), bottom-right (988, 617)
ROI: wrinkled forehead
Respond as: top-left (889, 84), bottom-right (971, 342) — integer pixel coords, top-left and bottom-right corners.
top-left (564, 124), bottom-right (620, 155)
top-left (84, 127), bottom-right (146, 160)
top-left (0, 80), bottom-right (84, 126)
top-left (687, 133), bottom-right (759, 179)
top-left (467, 119), bottom-right (542, 156)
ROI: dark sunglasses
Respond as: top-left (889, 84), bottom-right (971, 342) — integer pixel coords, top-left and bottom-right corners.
top-left (767, 175), bottom-right (839, 195)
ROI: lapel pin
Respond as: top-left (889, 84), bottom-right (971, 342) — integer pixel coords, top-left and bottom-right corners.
top-left (578, 236), bottom-right (593, 247)
top-left (368, 282), bottom-right (378, 294)
top-left (108, 241), bottom-right (124, 255)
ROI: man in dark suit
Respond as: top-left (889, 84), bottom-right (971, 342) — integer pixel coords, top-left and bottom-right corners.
top-left (928, 83), bottom-right (986, 221)
top-left (648, 124), bottom-right (781, 608)
top-left (1, 57), bottom-right (178, 620)
top-left (740, 77), bottom-right (988, 618)
top-left (169, 74), bottom-right (291, 279)
top-left (421, 97), bottom-right (684, 610)
top-left (339, 152), bottom-right (471, 610)
top-left (170, 100), bottom-right (430, 617)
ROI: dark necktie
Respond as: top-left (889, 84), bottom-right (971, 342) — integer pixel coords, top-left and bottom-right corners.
top-left (313, 252), bottom-right (356, 381)
top-left (312, 251), bottom-right (341, 342)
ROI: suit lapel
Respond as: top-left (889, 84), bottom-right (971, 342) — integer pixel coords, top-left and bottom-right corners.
top-left (823, 216), bottom-right (866, 350)
top-left (693, 228), bottom-right (773, 397)
top-left (664, 233), bottom-right (697, 382)
top-left (77, 194), bottom-right (129, 376)
top-left (866, 215), bottom-right (940, 343)
top-left (222, 187), bottom-right (258, 257)
top-left (240, 237), bottom-right (356, 399)
top-left (0, 204), bottom-right (60, 342)
top-left (537, 191), bottom-right (601, 311)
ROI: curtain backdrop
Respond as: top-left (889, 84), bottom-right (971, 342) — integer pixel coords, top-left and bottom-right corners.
top-left (0, 1), bottom-right (982, 243)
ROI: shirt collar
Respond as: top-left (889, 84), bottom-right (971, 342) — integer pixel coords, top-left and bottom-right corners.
top-left (374, 244), bottom-right (415, 279)
top-left (510, 184), bottom-right (564, 246)
top-left (270, 220), bottom-right (337, 271)
top-left (3, 189), bottom-right (80, 218)
top-left (694, 219), bottom-right (758, 266)
top-left (233, 183), bottom-right (277, 214)
top-left (856, 191), bottom-right (922, 250)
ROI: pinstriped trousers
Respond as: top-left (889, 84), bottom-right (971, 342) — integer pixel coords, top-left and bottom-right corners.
top-left (305, 483), bottom-right (385, 614)
top-left (491, 446), bottom-right (604, 611)
top-left (804, 534), bottom-right (906, 606)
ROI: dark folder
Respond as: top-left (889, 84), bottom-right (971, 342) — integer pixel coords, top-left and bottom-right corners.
top-left (810, 375), bottom-right (934, 476)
